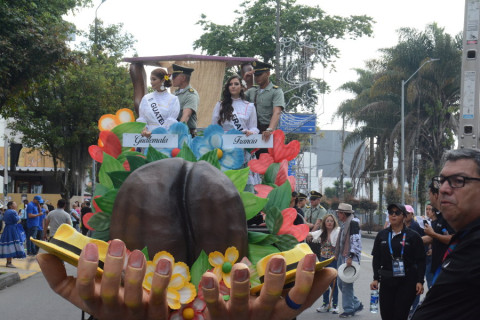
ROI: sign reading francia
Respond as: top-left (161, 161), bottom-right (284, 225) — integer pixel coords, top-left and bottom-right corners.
top-left (223, 134), bottom-right (273, 149)
top-left (122, 133), bottom-right (178, 148)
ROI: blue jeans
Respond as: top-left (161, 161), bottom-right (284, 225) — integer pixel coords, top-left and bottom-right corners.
top-left (27, 226), bottom-right (39, 255)
top-left (321, 257), bottom-right (338, 307)
top-left (337, 258), bottom-right (362, 313)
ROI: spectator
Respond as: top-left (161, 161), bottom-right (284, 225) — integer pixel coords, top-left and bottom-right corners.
top-left (45, 199), bottom-right (72, 240)
top-left (80, 201), bottom-right (92, 236)
top-left (412, 148), bottom-right (480, 319)
top-left (335, 203), bottom-right (363, 318)
top-left (371, 203), bottom-right (425, 320)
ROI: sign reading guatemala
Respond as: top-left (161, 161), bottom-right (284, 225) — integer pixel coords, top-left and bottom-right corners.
top-left (122, 133), bottom-right (178, 148)
top-left (279, 113), bottom-right (316, 134)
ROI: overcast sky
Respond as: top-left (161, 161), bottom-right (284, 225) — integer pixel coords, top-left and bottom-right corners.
top-left (65, 0), bottom-right (465, 130)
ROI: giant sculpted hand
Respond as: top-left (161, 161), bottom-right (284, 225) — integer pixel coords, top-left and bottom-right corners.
top-left (37, 239), bottom-right (337, 320)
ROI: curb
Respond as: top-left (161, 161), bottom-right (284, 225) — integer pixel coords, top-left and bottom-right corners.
top-left (0, 272), bottom-right (20, 290)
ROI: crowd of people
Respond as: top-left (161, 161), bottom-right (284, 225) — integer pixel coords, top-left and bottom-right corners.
top-left (0, 197), bottom-right (92, 267)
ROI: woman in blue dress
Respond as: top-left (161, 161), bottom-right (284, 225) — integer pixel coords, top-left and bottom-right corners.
top-left (0, 201), bottom-right (26, 267)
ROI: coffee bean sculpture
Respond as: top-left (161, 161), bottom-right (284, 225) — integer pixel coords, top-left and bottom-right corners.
top-left (109, 158), bottom-right (248, 266)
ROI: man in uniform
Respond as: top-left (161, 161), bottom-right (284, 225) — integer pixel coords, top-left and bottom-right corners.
top-left (304, 190), bottom-right (327, 231)
top-left (297, 192), bottom-right (308, 211)
top-left (245, 61), bottom-right (284, 142)
top-left (172, 64), bottom-right (199, 136)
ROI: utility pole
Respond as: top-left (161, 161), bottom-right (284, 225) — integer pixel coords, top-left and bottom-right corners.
top-left (459, 0), bottom-right (480, 148)
top-left (339, 115), bottom-right (345, 201)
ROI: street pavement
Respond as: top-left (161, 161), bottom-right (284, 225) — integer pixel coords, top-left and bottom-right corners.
top-left (0, 233), bottom-right (396, 320)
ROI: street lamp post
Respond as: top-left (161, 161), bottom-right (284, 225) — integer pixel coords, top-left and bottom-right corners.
top-left (94, 0), bottom-right (106, 53)
top-left (401, 58), bottom-right (439, 203)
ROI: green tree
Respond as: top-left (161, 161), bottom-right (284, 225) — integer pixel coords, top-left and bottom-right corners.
top-left (336, 23), bottom-right (461, 208)
top-left (194, 0), bottom-right (374, 112)
top-left (2, 22), bottom-right (135, 202)
top-left (0, 0), bottom-right (91, 109)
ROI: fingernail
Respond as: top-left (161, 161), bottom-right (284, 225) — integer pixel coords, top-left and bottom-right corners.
top-left (108, 239), bottom-right (124, 257)
top-left (128, 250), bottom-right (145, 269)
top-left (234, 268), bottom-right (249, 282)
top-left (202, 276), bottom-right (214, 289)
top-left (84, 243), bottom-right (98, 262)
top-left (269, 257), bottom-right (285, 274)
top-left (303, 254), bottom-right (316, 272)
top-left (155, 259), bottom-right (171, 275)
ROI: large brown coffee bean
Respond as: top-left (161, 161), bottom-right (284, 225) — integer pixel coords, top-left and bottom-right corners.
top-left (109, 158), bottom-right (248, 266)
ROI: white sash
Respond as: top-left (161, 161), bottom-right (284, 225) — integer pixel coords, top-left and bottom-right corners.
top-left (231, 108), bottom-right (246, 132)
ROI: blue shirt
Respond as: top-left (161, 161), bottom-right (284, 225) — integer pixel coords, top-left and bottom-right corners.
top-left (26, 201), bottom-right (40, 228)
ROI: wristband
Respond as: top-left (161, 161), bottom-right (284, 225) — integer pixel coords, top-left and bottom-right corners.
top-left (265, 128), bottom-right (273, 132)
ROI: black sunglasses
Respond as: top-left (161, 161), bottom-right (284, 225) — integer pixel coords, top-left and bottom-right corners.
top-left (388, 210), bottom-right (403, 216)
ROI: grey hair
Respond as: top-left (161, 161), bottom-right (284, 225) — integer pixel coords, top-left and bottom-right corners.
top-left (443, 148), bottom-right (480, 175)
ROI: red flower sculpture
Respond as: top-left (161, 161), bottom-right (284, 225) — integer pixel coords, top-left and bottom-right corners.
top-left (248, 130), bottom-right (300, 174)
top-left (277, 208), bottom-right (309, 242)
top-left (88, 131), bottom-right (122, 163)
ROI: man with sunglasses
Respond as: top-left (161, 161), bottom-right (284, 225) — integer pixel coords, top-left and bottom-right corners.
top-left (412, 148), bottom-right (480, 319)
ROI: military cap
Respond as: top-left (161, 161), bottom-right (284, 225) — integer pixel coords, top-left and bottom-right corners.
top-left (252, 61), bottom-right (273, 75)
top-left (297, 193), bottom-right (307, 200)
top-left (172, 64), bottom-right (194, 76)
top-left (309, 190), bottom-right (323, 200)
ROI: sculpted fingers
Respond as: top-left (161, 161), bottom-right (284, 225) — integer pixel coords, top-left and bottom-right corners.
top-left (228, 263), bottom-right (250, 320)
top-left (271, 254), bottom-right (316, 319)
top-left (123, 250), bottom-right (147, 318)
top-left (100, 239), bottom-right (126, 309)
top-left (201, 272), bottom-right (227, 320)
top-left (147, 259), bottom-right (172, 320)
top-left (252, 256), bottom-right (286, 320)
top-left (77, 243), bottom-right (101, 310)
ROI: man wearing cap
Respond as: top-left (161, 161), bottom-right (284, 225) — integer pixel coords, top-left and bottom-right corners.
top-left (26, 195), bottom-right (44, 255)
top-left (412, 148), bottom-right (480, 320)
top-left (172, 64), bottom-right (199, 137)
top-left (335, 202), bottom-right (363, 317)
top-left (304, 191), bottom-right (327, 231)
top-left (245, 61), bottom-right (285, 142)
top-left (297, 192), bottom-right (307, 211)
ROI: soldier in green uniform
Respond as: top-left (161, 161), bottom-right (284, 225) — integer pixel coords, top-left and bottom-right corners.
top-left (172, 64), bottom-right (199, 136)
top-left (304, 190), bottom-right (327, 231)
top-left (245, 61), bottom-right (284, 142)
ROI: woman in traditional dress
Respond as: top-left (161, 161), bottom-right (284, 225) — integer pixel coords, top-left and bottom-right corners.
top-left (0, 201), bottom-right (26, 267)
top-left (137, 68), bottom-right (180, 136)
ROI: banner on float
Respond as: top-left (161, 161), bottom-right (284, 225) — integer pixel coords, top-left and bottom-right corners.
top-left (222, 134), bottom-right (273, 149)
top-left (122, 133), bottom-right (178, 148)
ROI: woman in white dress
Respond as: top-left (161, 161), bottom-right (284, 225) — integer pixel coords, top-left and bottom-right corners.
top-left (211, 75), bottom-right (259, 135)
top-left (212, 75), bottom-right (260, 190)
top-left (137, 68), bottom-right (180, 136)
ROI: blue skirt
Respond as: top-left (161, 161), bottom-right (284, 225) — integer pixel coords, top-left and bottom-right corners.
top-left (0, 224), bottom-right (26, 258)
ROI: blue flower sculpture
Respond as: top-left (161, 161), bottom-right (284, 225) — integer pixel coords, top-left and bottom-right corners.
top-left (191, 124), bottom-right (244, 171)
top-left (148, 122), bottom-right (192, 157)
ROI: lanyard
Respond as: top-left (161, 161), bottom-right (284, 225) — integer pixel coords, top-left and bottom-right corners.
top-left (388, 232), bottom-right (406, 260)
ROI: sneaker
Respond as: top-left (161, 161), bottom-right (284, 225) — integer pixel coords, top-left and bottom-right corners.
top-left (355, 302), bottom-right (364, 313)
top-left (316, 304), bottom-right (329, 313)
top-left (331, 306), bottom-right (339, 314)
top-left (5, 263), bottom-right (16, 268)
top-left (339, 312), bottom-right (355, 318)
